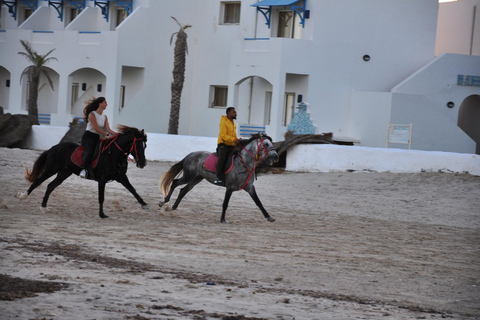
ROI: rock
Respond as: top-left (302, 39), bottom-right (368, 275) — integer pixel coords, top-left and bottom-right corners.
top-left (60, 118), bottom-right (86, 144)
top-left (0, 113), bottom-right (37, 147)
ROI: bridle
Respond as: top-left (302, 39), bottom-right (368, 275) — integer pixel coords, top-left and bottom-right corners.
top-left (101, 134), bottom-right (146, 164)
top-left (237, 137), bottom-right (275, 190)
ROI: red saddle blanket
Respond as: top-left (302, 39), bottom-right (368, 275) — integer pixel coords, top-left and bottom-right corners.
top-left (203, 153), bottom-right (235, 175)
top-left (71, 146), bottom-right (99, 168)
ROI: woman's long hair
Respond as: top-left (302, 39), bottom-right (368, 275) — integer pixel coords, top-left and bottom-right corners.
top-left (83, 96), bottom-right (105, 123)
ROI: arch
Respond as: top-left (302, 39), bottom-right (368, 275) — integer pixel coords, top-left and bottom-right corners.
top-left (68, 68), bottom-right (106, 117)
top-left (458, 94), bottom-right (480, 154)
top-left (233, 75), bottom-right (273, 126)
top-left (0, 66), bottom-right (11, 112)
top-left (20, 66), bottom-right (60, 114)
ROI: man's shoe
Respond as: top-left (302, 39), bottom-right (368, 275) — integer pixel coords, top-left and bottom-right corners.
top-left (79, 169), bottom-right (87, 179)
top-left (214, 179), bottom-right (224, 186)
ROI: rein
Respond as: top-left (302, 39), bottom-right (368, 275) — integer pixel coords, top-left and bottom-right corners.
top-left (101, 135), bottom-right (144, 163)
top-left (237, 138), bottom-right (271, 191)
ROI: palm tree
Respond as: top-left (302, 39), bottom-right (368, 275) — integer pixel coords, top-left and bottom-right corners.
top-left (18, 40), bottom-right (57, 124)
top-left (168, 17), bottom-right (191, 134)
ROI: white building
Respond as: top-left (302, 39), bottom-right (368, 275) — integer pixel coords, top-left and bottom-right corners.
top-left (0, 0), bottom-right (479, 153)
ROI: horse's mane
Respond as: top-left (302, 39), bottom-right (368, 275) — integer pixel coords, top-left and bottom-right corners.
top-left (236, 133), bottom-right (272, 153)
top-left (117, 125), bottom-right (146, 138)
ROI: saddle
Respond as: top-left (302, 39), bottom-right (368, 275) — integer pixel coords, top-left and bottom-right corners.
top-left (71, 142), bottom-right (102, 169)
top-left (203, 153), bottom-right (235, 175)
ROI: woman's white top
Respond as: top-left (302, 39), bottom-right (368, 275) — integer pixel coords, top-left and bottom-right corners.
top-left (86, 111), bottom-right (106, 134)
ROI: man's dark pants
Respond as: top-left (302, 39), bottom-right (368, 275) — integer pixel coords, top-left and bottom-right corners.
top-left (216, 144), bottom-right (234, 180)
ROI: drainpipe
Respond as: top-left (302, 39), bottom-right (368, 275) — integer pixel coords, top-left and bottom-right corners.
top-left (248, 77), bottom-right (253, 124)
top-left (471, 6), bottom-right (476, 55)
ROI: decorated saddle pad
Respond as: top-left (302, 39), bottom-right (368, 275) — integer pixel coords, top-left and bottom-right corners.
top-left (203, 153), bottom-right (235, 175)
top-left (71, 146), bottom-right (100, 168)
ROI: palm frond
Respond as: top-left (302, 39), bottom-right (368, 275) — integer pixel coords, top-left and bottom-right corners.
top-left (170, 32), bottom-right (179, 46)
top-left (19, 66), bottom-right (35, 83)
top-left (41, 69), bottom-right (55, 91)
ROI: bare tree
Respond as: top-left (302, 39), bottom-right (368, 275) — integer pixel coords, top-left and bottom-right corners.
top-left (168, 17), bottom-right (191, 134)
top-left (18, 40), bottom-right (57, 124)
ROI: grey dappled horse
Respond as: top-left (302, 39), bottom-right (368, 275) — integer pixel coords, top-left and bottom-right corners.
top-left (159, 133), bottom-right (280, 223)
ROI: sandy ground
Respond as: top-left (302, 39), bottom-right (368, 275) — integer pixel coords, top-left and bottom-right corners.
top-left (0, 147), bottom-right (479, 320)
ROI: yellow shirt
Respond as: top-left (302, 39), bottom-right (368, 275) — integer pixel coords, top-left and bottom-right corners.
top-left (217, 115), bottom-right (237, 146)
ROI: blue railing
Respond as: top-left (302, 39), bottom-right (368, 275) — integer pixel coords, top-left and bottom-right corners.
top-left (38, 113), bottom-right (51, 125)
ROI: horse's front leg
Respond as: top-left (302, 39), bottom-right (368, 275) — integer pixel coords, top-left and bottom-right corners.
top-left (221, 189), bottom-right (234, 224)
top-left (244, 185), bottom-right (275, 222)
top-left (116, 174), bottom-right (149, 209)
top-left (98, 180), bottom-right (109, 218)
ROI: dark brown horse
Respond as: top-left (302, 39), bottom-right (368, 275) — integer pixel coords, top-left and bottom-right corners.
top-left (15, 125), bottom-right (148, 218)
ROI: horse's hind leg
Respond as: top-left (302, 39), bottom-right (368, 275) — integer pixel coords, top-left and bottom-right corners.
top-left (41, 170), bottom-right (73, 208)
top-left (161, 175), bottom-right (191, 207)
top-left (15, 171), bottom-right (58, 200)
top-left (220, 189), bottom-right (233, 224)
top-left (172, 176), bottom-right (204, 210)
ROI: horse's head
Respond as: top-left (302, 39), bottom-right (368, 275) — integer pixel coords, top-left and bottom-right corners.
top-left (240, 132), bottom-right (279, 166)
top-left (257, 133), bottom-right (279, 166)
top-left (117, 125), bottom-right (148, 168)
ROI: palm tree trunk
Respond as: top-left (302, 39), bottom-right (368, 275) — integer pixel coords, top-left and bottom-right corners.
top-left (28, 70), bottom-right (40, 125)
top-left (168, 27), bottom-right (188, 135)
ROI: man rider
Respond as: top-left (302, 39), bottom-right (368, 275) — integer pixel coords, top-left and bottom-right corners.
top-left (215, 107), bottom-right (240, 185)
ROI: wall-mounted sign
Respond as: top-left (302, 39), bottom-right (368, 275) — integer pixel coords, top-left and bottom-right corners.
top-left (457, 75), bottom-right (480, 87)
top-left (387, 123), bottom-right (412, 149)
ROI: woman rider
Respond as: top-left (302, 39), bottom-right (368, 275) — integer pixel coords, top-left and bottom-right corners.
top-left (79, 96), bottom-right (118, 179)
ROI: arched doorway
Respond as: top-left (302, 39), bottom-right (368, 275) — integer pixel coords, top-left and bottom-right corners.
top-left (0, 66), bottom-right (11, 112)
top-left (233, 76), bottom-right (273, 126)
top-left (458, 94), bottom-right (480, 154)
top-left (20, 67), bottom-right (59, 115)
top-left (69, 68), bottom-right (106, 117)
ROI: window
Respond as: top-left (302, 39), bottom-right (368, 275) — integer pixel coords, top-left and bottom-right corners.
top-left (282, 93), bottom-right (295, 126)
top-left (116, 8), bottom-right (128, 27)
top-left (277, 11), bottom-right (293, 38)
top-left (119, 85), bottom-right (126, 111)
top-left (71, 83), bottom-right (79, 107)
top-left (210, 86), bottom-right (228, 108)
top-left (221, 2), bottom-right (240, 24)
top-left (276, 10), bottom-right (303, 39)
top-left (264, 92), bottom-right (272, 126)
top-left (68, 7), bottom-right (79, 24)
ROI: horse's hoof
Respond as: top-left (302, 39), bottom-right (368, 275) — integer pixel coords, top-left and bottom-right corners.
top-left (100, 214), bottom-right (109, 219)
top-left (221, 219), bottom-right (229, 224)
top-left (15, 191), bottom-right (28, 200)
top-left (267, 217), bottom-right (276, 222)
top-left (158, 201), bottom-right (164, 207)
top-left (141, 204), bottom-right (149, 210)
top-left (40, 206), bottom-right (49, 214)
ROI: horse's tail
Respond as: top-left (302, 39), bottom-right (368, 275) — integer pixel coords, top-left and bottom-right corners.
top-left (160, 158), bottom-right (185, 197)
top-left (26, 150), bottom-right (49, 183)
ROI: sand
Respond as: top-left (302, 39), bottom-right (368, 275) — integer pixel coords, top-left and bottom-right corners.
top-left (1, 147), bottom-right (479, 320)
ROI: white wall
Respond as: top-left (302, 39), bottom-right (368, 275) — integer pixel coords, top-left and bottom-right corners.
top-left (16, 125), bottom-right (480, 176)
top-left (286, 144), bottom-right (480, 176)
top-left (436, 0), bottom-right (480, 56)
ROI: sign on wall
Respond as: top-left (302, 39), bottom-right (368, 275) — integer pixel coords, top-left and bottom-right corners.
top-left (457, 75), bottom-right (480, 87)
top-left (387, 123), bottom-right (412, 149)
